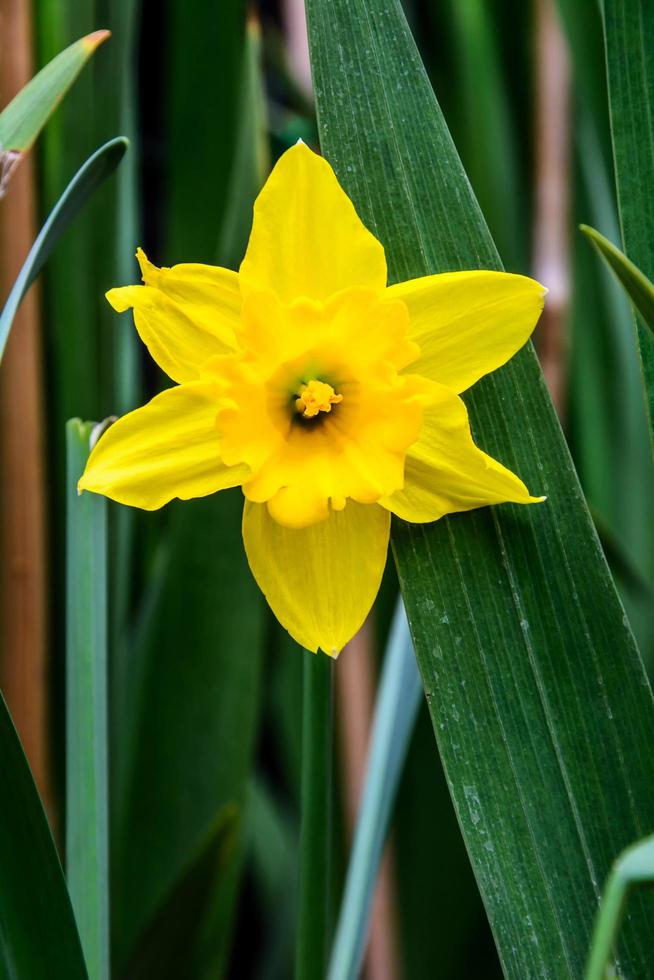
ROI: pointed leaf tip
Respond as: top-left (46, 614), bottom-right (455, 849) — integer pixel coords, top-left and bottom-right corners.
top-left (83, 30), bottom-right (111, 51)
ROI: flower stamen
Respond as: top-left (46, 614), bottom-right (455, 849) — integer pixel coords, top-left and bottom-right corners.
top-left (295, 379), bottom-right (343, 418)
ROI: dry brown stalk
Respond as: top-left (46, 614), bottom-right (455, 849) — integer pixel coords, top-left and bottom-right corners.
top-left (533, 0), bottom-right (572, 418)
top-left (0, 0), bottom-right (53, 822)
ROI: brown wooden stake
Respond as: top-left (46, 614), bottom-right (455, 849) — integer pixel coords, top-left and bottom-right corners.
top-left (337, 619), bottom-right (400, 980)
top-left (0, 1), bottom-right (53, 822)
top-left (533, 0), bottom-right (572, 419)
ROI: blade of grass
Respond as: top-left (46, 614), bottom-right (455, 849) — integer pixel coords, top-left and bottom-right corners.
top-left (306, 0), bottom-right (654, 974)
top-left (0, 29), bottom-right (109, 192)
top-left (66, 420), bottom-right (109, 980)
top-left (581, 224), bottom-right (654, 335)
top-left (603, 0), bottom-right (654, 444)
top-left (329, 601), bottom-right (421, 980)
top-left (0, 137), bottom-right (127, 362)
top-left (0, 691), bottom-right (88, 978)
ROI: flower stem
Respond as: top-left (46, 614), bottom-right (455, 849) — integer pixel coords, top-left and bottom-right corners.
top-left (295, 649), bottom-right (333, 980)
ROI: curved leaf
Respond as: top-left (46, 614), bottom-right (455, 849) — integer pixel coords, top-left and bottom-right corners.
top-left (0, 30), bottom-right (109, 195)
top-left (0, 136), bottom-right (128, 362)
top-left (580, 225), bottom-right (654, 335)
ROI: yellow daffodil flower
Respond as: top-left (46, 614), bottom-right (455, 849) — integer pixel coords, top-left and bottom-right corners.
top-left (79, 142), bottom-right (545, 656)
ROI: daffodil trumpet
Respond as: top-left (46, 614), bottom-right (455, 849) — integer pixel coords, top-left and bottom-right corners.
top-left (79, 141), bottom-right (546, 657)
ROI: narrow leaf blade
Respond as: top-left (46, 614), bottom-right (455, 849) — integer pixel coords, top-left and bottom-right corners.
top-left (0, 136), bottom-right (128, 362)
top-left (580, 224), bottom-right (654, 335)
top-left (0, 30), bottom-right (108, 159)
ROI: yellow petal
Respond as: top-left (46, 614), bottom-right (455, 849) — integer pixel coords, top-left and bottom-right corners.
top-left (242, 500), bottom-right (390, 656)
top-left (388, 271), bottom-right (545, 393)
top-left (239, 142), bottom-right (386, 303)
top-left (380, 384), bottom-right (544, 522)
top-left (79, 382), bottom-right (249, 509)
top-left (106, 248), bottom-right (241, 384)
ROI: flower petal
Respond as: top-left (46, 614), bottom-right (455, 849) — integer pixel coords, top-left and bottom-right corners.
top-left (380, 384), bottom-right (544, 522)
top-left (79, 382), bottom-right (248, 509)
top-left (239, 142), bottom-right (387, 303)
top-left (388, 271), bottom-right (545, 393)
top-left (106, 248), bottom-right (241, 384)
top-left (242, 499), bottom-right (390, 656)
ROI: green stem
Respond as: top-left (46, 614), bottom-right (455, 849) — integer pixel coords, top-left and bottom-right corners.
top-left (295, 650), bottom-right (333, 980)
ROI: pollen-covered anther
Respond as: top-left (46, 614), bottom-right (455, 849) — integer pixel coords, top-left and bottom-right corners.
top-left (295, 379), bottom-right (343, 418)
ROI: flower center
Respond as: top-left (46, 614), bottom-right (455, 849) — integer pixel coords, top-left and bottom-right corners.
top-left (294, 379), bottom-right (343, 419)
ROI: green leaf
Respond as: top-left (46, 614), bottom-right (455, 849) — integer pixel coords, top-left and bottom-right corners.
top-left (165, 0), bottom-right (246, 260)
top-left (603, 0), bottom-right (654, 444)
top-left (0, 136), bottom-right (127, 362)
top-left (305, 0), bottom-right (654, 975)
top-left (217, 13), bottom-right (270, 270)
top-left (0, 692), bottom-right (88, 979)
top-left (296, 652), bottom-right (333, 980)
top-left (329, 602), bottom-right (421, 980)
top-left (581, 224), bottom-right (654, 336)
top-left (586, 835), bottom-right (654, 980)
top-left (112, 493), bottom-right (265, 972)
top-left (66, 420), bottom-right (109, 980)
top-left (0, 30), bottom-right (109, 189)
top-left (120, 804), bottom-right (242, 980)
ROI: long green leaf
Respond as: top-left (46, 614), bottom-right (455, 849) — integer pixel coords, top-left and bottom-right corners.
top-left (0, 693), bottom-right (88, 979)
top-left (581, 224), bottom-right (654, 336)
top-left (66, 420), bottom-right (109, 980)
top-left (0, 137), bottom-right (127, 362)
top-left (305, 0), bottom-right (654, 974)
top-left (0, 30), bottom-right (109, 190)
top-left (603, 0), bottom-right (654, 443)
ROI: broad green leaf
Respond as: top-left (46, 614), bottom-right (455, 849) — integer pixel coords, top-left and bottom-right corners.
top-left (603, 0), bottom-right (654, 444)
top-left (112, 492), bottom-right (265, 971)
top-left (586, 836), bottom-right (654, 980)
top-left (0, 137), bottom-right (127, 362)
top-left (305, 0), bottom-right (654, 975)
top-left (329, 602), bottom-right (421, 980)
top-left (120, 804), bottom-right (242, 979)
top-left (0, 30), bottom-right (109, 192)
top-left (0, 692), bottom-right (88, 979)
top-left (66, 420), bottom-right (109, 980)
top-left (581, 224), bottom-right (654, 337)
